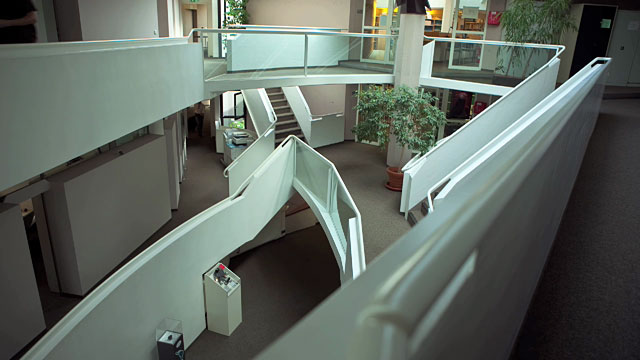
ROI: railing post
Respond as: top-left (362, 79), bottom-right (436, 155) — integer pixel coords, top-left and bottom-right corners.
top-left (304, 34), bottom-right (309, 76)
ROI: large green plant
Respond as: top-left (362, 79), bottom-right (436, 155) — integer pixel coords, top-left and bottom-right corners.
top-left (352, 86), bottom-right (446, 159)
top-left (224, 0), bottom-right (249, 27)
top-left (499, 0), bottom-right (576, 77)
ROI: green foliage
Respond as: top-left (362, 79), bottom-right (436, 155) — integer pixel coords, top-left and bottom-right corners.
top-left (502, 0), bottom-right (576, 44)
top-left (224, 0), bottom-right (249, 27)
top-left (499, 0), bottom-right (576, 78)
top-left (352, 86), bottom-right (446, 156)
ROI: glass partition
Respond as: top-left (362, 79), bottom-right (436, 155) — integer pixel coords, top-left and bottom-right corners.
top-left (427, 39), bottom-right (559, 87)
top-left (194, 29), bottom-right (397, 82)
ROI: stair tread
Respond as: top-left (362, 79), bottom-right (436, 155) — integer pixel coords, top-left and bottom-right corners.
top-left (407, 209), bottom-right (424, 227)
top-left (276, 119), bottom-right (297, 126)
top-left (273, 105), bottom-right (292, 110)
top-left (277, 112), bottom-right (294, 117)
top-left (276, 134), bottom-right (305, 142)
top-left (275, 126), bottom-right (301, 134)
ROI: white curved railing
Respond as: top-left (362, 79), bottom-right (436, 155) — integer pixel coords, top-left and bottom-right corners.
top-left (282, 86), bottom-right (345, 149)
top-left (400, 37), bottom-right (565, 216)
top-left (282, 86), bottom-right (312, 139)
top-left (223, 88), bottom-right (277, 194)
top-left (227, 24), bottom-right (347, 32)
top-left (191, 28), bottom-right (397, 92)
top-left (22, 135), bottom-right (364, 360)
top-left (257, 58), bottom-right (610, 360)
top-left (0, 36), bottom-right (203, 193)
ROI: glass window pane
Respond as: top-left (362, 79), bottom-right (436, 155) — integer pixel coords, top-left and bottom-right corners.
top-left (362, 29), bottom-right (387, 61)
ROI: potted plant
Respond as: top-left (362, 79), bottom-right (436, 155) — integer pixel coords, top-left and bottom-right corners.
top-left (352, 85), bottom-right (446, 191)
top-left (497, 0), bottom-right (576, 79)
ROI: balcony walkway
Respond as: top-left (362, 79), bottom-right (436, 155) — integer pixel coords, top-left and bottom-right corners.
top-left (204, 59), bottom-right (395, 93)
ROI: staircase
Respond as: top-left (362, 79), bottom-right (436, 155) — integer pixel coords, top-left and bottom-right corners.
top-left (407, 200), bottom-right (429, 227)
top-left (407, 180), bottom-right (450, 227)
top-left (266, 87), bottom-right (305, 144)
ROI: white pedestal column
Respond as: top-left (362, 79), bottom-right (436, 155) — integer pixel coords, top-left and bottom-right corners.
top-left (388, 13), bottom-right (426, 167)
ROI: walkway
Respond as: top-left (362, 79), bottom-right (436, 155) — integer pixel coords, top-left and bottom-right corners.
top-left (512, 98), bottom-right (640, 359)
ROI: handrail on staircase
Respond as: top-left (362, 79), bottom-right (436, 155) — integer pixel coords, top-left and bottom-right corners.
top-left (223, 122), bottom-right (276, 178)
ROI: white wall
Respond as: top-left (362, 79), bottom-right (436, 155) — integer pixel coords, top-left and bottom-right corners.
top-left (164, 116), bottom-right (181, 209)
top-left (0, 39), bottom-right (203, 193)
top-left (247, 0), bottom-right (349, 29)
top-left (44, 135), bottom-right (172, 295)
top-left (226, 34), bottom-right (350, 71)
top-left (0, 204), bottom-right (46, 359)
top-left (301, 85), bottom-right (347, 115)
top-left (247, 0), bottom-right (351, 120)
top-left (33, 0), bottom-right (58, 42)
top-left (53, 0), bottom-right (82, 41)
top-left (77, 0), bottom-right (159, 40)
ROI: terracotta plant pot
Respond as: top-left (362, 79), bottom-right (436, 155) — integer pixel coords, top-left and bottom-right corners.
top-left (385, 167), bottom-right (404, 191)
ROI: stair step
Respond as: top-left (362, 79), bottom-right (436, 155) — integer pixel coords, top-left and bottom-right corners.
top-left (407, 209), bottom-right (425, 227)
top-left (275, 126), bottom-right (301, 135)
top-left (273, 105), bottom-right (291, 111)
top-left (267, 91), bottom-right (284, 97)
top-left (276, 134), bottom-right (305, 144)
top-left (266, 87), bottom-right (281, 94)
top-left (421, 201), bottom-right (429, 216)
top-left (277, 112), bottom-right (294, 118)
top-left (275, 119), bottom-right (297, 126)
top-left (270, 98), bottom-right (288, 104)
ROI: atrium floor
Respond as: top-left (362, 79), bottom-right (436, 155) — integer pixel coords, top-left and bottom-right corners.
top-left (512, 98), bottom-right (640, 359)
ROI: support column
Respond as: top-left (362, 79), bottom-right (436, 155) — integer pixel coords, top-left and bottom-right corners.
top-left (393, 13), bottom-right (426, 88)
top-left (387, 12), bottom-right (426, 167)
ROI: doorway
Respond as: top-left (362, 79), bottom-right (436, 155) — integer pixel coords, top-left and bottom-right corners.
top-left (448, 0), bottom-right (490, 71)
top-left (361, 0), bottom-right (400, 64)
top-left (607, 10), bottom-right (640, 86)
top-left (570, 5), bottom-right (617, 76)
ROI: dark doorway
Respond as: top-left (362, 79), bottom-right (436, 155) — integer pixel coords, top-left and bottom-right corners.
top-left (570, 5), bottom-right (617, 76)
top-left (191, 9), bottom-right (199, 42)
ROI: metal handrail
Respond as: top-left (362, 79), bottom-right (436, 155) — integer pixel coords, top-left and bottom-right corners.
top-left (188, 27), bottom-right (398, 40)
top-left (227, 24), bottom-right (347, 32)
top-left (222, 121), bottom-right (276, 178)
top-left (401, 36), bottom-right (565, 175)
top-left (424, 36), bottom-right (565, 55)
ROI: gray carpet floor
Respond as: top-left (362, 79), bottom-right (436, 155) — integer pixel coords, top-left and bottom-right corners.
top-left (511, 98), bottom-right (640, 359)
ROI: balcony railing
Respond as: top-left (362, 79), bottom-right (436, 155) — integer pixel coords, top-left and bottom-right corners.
top-left (189, 28), bottom-right (397, 82)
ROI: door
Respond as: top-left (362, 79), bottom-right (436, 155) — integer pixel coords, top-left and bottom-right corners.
top-left (570, 5), bottom-right (617, 76)
top-left (361, 0), bottom-right (399, 64)
top-left (607, 11), bottom-right (640, 85)
top-left (448, 0), bottom-right (490, 71)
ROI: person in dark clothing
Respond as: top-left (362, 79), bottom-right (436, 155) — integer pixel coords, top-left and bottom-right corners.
top-left (397, 0), bottom-right (431, 14)
top-left (0, 0), bottom-right (37, 44)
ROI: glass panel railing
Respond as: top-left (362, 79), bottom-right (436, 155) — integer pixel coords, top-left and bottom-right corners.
top-left (192, 29), bottom-right (397, 81)
top-left (425, 37), bottom-right (562, 87)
